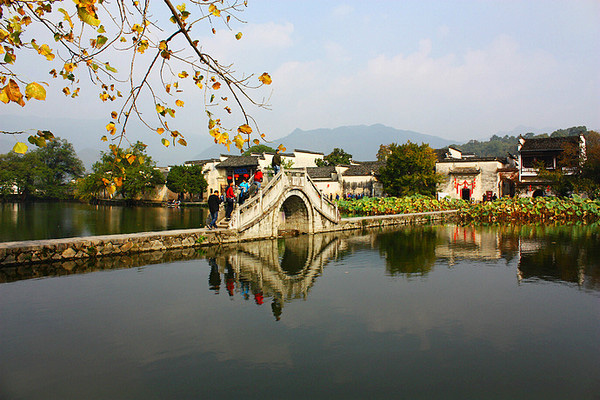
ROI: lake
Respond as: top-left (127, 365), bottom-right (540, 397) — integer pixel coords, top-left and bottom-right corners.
top-left (0, 202), bottom-right (208, 242)
top-left (0, 224), bottom-right (599, 399)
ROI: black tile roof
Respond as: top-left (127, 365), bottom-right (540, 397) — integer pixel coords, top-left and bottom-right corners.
top-left (520, 136), bottom-right (580, 152)
top-left (216, 155), bottom-right (259, 168)
top-left (307, 166), bottom-right (336, 179)
top-left (343, 161), bottom-right (385, 176)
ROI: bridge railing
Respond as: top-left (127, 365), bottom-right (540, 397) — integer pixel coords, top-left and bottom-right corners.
top-left (231, 168), bottom-right (340, 232)
top-left (231, 169), bottom-right (288, 231)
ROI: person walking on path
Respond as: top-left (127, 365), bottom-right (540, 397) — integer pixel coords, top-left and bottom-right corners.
top-left (225, 181), bottom-right (236, 220)
top-left (271, 149), bottom-right (282, 175)
top-left (207, 189), bottom-right (221, 229)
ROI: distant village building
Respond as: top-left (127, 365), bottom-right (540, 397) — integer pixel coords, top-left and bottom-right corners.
top-left (517, 134), bottom-right (586, 197)
top-left (435, 146), bottom-right (515, 201)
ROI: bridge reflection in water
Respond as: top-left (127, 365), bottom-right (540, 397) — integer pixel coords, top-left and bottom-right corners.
top-left (206, 233), bottom-right (344, 320)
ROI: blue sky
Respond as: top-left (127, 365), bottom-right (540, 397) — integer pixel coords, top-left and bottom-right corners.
top-left (2, 0), bottom-right (599, 152)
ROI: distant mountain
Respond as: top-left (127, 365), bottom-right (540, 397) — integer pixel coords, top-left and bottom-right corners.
top-left (193, 124), bottom-right (457, 161)
top-left (492, 125), bottom-right (557, 138)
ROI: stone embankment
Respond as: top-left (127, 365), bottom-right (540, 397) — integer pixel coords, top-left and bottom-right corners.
top-left (0, 210), bottom-right (457, 267)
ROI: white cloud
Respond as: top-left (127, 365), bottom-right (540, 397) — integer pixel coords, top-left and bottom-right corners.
top-left (262, 33), bottom-right (596, 140)
top-left (332, 4), bottom-right (354, 18)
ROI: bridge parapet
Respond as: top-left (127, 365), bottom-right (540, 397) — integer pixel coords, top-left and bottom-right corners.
top-left (230, 169), bottom-right (340, 235)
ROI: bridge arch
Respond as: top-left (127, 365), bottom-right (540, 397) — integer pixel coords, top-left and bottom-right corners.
top-left (275, 189), bottom-right (314, 235)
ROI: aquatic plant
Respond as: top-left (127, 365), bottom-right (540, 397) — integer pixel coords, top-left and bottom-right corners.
top-left (337, 195), bottom-right (600, 223)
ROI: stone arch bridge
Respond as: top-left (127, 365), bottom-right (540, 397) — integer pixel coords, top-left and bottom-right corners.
top-left (226, 169), bottom-right (340, 240)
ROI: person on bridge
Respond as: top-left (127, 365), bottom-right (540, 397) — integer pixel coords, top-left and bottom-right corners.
top-left (238, 178), bottom-right (250, 205)
top-left (272, 149), bottom-right (282, 175)
top-left (207, 189), bottom-right (221, 229)
top-left (253, 168), bottom-right (263, 189)
top-left (225, 181), bottom-right (236, 220)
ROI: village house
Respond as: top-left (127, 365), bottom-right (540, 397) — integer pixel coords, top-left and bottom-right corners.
top-left (436, 146), bottom-right (516, 201)
top-left (517, 134), bottom-right (586, 197)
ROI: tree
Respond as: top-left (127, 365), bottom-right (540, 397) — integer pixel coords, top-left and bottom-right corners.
top-left (378, 141), bottom-right (442, 197)
top-left (578, 130), bottom-right (600, 198)
top-left (316, 148), bottom-right (352, 167)
top-left (0, 151), bottom-right (40, 198)
top-left (1, 0), bottom-right (275, 156)
top-left (376, 144), bottom-right (392, 162)
top-left (166, 164), bottom-right (207, 200)
top-left (34, 138), bottom-right (85, 198)
top-left (76, 141), bottom-right (164, 202)
top-left (0, 137), bottom-right (84, 199)
top-left (242, 144), bottom-right (276, 156)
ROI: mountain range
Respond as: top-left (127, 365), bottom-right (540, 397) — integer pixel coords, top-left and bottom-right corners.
top-left (193, 124), bottom-right (461, 161)
top-left (1, 114), bottom-right (557, 168)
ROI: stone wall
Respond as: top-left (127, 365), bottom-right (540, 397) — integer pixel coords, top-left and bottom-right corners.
top-left (0, 210), bottom-right (458, 268)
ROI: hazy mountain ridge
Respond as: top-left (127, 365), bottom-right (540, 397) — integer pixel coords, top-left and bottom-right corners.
top-left (193, 124), bottom-right (458, 161)
top-left (1, 114), bottom-right (570, 166)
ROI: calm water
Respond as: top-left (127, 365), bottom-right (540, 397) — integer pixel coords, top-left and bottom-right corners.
top-left (1, 224), bottom-right (599, 399)
top-left (0, 202), bottom-right (207, 242)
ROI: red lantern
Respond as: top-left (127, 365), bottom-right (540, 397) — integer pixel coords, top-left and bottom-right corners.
top-left (529, 185), bottom-right (532, 192)
top-left (234, 174), bottom-right (239, 179)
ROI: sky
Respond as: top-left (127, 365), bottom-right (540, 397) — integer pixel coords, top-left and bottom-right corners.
top-left (1, 0), bottom-right (599, 157)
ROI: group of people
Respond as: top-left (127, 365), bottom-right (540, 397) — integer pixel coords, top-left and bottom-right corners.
top-left (206, 168), bottom-right (264, 229)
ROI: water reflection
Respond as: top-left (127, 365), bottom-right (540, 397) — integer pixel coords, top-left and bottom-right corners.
top-left (3, 223), bottom-right (598, 295)
top-left (204, 234), bottom-right (344, 320)
top-left (0, 202), bottom-right (207, 242)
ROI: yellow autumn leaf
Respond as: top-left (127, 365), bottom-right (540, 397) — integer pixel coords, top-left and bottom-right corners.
top-left (25, 82), bottom-right (46, 101)
top-left (156, 104), bottom-right (165, 113)
top-left (208, 119), bottom-right (216, 129)
top-left (4, 79), bottom-right (25, 106)
top-left (106, 122), bottom-right (116, 135)
top-left (161, 138), bottom-right (170, 147)
top-left (125, 153), bottom-right (136, 164)
top-left (0, 44), bottom-right (4, 55)
top-left (258, 72), bottom-right (272, 85)
top-left (0, 89), bottom-right (8, 104)
top-left (58, 8), bottom-right (74, 29)
top-left (253, 139), bottom-right (260, 145)
top-left (111, 111), bottom-right (117, 119)
top-left (113, 176), bottom-right (123, 187)
top-left (278, 144), bottom-right (287, 152)
top-left (64, 63), bottom-right (76, 73)
top-left (208, 4), bottom-right (221, 16)
top-left (175, 99), bottom-right (184, 107)
top-left (212, 82), bottom-right (221, 90)
top-left (106, 185), bottom-right (116, 195)
top-left (157, 128), bottom-right (165, 135)
top-left (178, 138), bottom-right (187, 146)
top-left (101, 135), bottom-right (108, 142)
top-left (233, 134), bottom-right (245, 149)
top-left (38, 44), bottom-right (55, 61)
top-left (238, 124), bottom-right (252, 134)
top-left (13, 142), bottom-right (28, 154)
top-left (178, 71), bottom-right (188, 78)
top-left (235, 32), bottom-right (243, 40)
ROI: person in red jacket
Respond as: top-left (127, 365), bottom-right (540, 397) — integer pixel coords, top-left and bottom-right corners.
top-left (253, 168), bottom-right (263, 189)
top-left (225, 181), bottom-right (236, 220)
